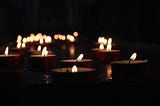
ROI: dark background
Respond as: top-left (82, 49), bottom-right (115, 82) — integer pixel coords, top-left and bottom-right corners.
top-left (0, 0), bottom-right (160, 43)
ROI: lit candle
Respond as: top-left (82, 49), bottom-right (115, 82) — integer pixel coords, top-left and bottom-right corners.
top-left (29, 46), bottom-right (56, 70)
top-left (51, 65), bottom-right (97, 83)
top-left (0, 46), bottom-right (20, 68)
top-left (60, 54), bottom-right (93, 68)
top-left (111, 53), bottom-right (148, 81)
top-left (91, 38), bottom-right (120, 62)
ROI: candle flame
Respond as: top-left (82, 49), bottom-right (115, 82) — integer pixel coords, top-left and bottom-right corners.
top-left (76, 54), bottom-right (84, 61)
top-left (106, 43), bottom-right (112, 51)
top-left (37, 45), bottom-right (41, 51)
top-left (72, 65), bottom-right (78, 73)
top-left (98, 37), bottom-right (107, 44)
top-left (130, 53), bottom-right (137, 60)
top-left (99, 44), bottom-right (104, 50)
top-left (40, 38), bottom-right (44, 44)
top-left (108, 38), bottom-right (112, 44)
top-left (73, 31), bottom-right (78, 37)
top-left (17, 42), bottom-right (21, 49)
top-left (22, 43), bottom-right (26, 48)
top-left (4, 46), bottom-right (9, 56)
top-left (42, 47), bottom-right (48, 56)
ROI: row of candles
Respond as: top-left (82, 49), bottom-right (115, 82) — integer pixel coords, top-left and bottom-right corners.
top-left (0, 33), bottom-right (148, 83)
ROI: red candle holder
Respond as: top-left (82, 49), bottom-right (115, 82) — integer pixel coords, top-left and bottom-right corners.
top-left (51, 67), bottom-right (97, 83)
top-left (0, 54), bottom-right (20, 68)
top-left (91, 48), bottom-right (120, 63)
top-left (29, 54), bottom-right (56, 71)
top-left (111, 60), bottom-right (148, 81)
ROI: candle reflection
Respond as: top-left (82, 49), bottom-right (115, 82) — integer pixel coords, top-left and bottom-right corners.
top-left (69, 45), bottom-right (75, 58)
top-left (106, 64), bottom-right (112, 80)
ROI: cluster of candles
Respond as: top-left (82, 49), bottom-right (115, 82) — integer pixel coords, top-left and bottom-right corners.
top-left (53, 31), bottom-right (78, 42)
top-left (0, 33), bottom-right (148, 83)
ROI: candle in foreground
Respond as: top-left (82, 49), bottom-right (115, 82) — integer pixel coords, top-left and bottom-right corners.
top-left (0, 46), bottom-right (20, 68)
top-left (60, 54), bottom-right (93, 68)
top-left (29, 47), bottom-right (56, 71)
top-left (111, 53), bottom-right (148, 81)
top-left (51, 65), bottom-right (97, 83)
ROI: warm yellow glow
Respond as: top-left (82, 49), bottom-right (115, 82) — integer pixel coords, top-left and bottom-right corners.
top-left (42, 47), bottom-right (48, 56)
top-left (73, 31), bottom-right (78, 37)
top-left (37, 45), bottom-right (41, 51)
top-left (17, 35), bottom-right (22, 43)
top-left (54, 34), bottom-right (59, 40)
top-left (30, 33), bottom-right (35, 42)
top-left (4, 46), bottom-right (9, 56)
top-left (72, 65), bottom-right (78, 73)
top-left (106, 43), bottom-right (112, 51)
top-left (61, 35), bottom-right (66, 41)
top-left (45, 36), bottom-right (52, 43)
top-left (22, 37), bottom-right (27, 43)
top-left (76, 54), bottom-right (84, 61)
top-left (22, 43), bottom-right (26, 48)
top-left (99, 44), bottom-right (104, 50)
top-left (108, 38), bottom-right (112, 44)
top-left (130, 53), bottom-right (137, 60)
top-left (17, 42), bottom-right (21, 49)
top-left (40, 38), bottom-right (44, 44)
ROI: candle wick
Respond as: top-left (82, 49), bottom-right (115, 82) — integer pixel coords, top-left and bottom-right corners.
top-left (129, 59), bottom-right (131, 64)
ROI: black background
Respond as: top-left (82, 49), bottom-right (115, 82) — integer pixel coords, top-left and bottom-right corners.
top-left (1, 0), bottom-right (160, 43)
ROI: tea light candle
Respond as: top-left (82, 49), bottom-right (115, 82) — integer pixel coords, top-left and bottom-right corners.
top-left (29, 45), bottom-right (54, 55)
top-left (29, 47), bottom-right (56, 70)
top-left (0, 47), bottom-right (20, 68)
top-left (60, 54), bottom-right (93, 68)
top-left (91, 38), bottom-right (120, 62)
top-left (51, 65), bottom-right (97, 83)
top-left (111, 53), bottom-right (148, 81)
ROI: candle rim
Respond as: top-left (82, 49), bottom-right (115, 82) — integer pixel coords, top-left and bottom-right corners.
top-left (51, 67), bottom-right (96, 73)
top-left (111, 59), bottom-right (148, 64)
top-left (61, 59), bottom-right (93, 62)
top-left (30, 54), bottom-right (56, 57)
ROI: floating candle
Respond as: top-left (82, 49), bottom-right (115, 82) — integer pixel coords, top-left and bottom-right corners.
top-left (51, 65), bottom-right (97, 83)
top-left (29, 47), bottom-right (56, 71)
top-left (111, 53), bottom-right (148, 81)
top-left (0, 46), bottom-right (20, 68)
top-left (91, 38), bottom-right (120, 62)
top-left (60, 54), bottom-right (93, 68)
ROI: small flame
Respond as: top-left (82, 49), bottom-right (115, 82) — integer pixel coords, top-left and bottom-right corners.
top-left (4, 46), bottom-right (9, 56)
top-left (99, 44), bottom-right (104, 50)
top-left (108, 38), bottom-right (112, 44)
top-left (106, 43), bottom-right (112, 51)
top-left (42, 47), bottom-right (48, 56)
top-left (22, 43), bottom-right (26, 48)
top-left (17, 42), bottom-right (21, 49)
top-left (73, 31), bottom-right (78, 37)
top-left (40, 38), bottom-right (44, 44)
top-left (72, 65), bottom-right (78, 73)
top-left (37, 45), bottom-right (41, 51)
top-left (130, 53), bottom-right (137, 60)
top-left (76, 54), bottom-right (84, 61)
